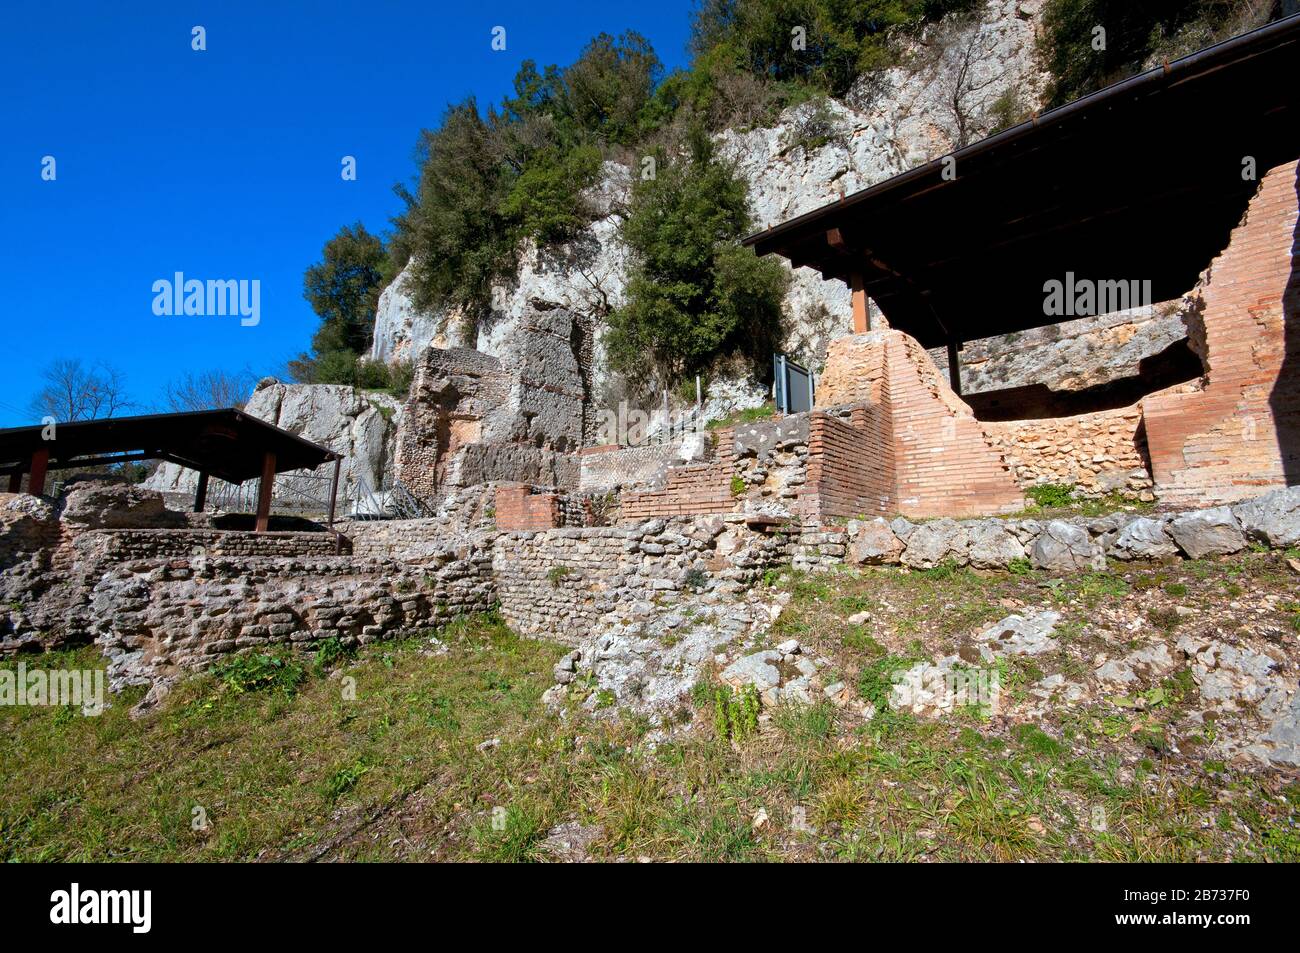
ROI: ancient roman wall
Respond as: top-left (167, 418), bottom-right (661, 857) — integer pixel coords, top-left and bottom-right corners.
top-left (76, 528), bottom-right (346, 560)
top-left (1143, 160), bottom-right (1300, 504)
top-left (815, 329), bottom-right (1025, 517)
top-left (495, 484), bottom-right (562, 531)
top-left (578, 441), bottom-right (687, 492)
top-left (800, 405), bottom-right (895, 519)
top-left (982, 405), bottom-right (1155, 496)
top-left (619, 429), bottom-right (738, 521)
top-left (91, 547), bottom-right (497, 688)
top-left (491, 517), bottom-right (791, 641)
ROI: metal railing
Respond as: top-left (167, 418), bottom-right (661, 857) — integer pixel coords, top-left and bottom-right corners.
top-left (348, 470), bottom-right (436, 520)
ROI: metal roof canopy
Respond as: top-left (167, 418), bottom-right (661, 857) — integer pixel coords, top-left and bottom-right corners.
top-left (0, 409), bottom-right (346, 532)
top-left (743, 14), bottom-right (1300, 349)
top-left (0, 409), bottom-right (340, 484)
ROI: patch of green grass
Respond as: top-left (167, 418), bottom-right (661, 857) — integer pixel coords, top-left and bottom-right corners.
top-left (321, 759), bottom-right (370, 802)
top-left (213, 650), bottom-right (307, 697)
top-left (773, 701), bottom-right (835, 743)
top-left (471, 804), bottom-right (546, 862)
top-left (707, 402), bottom-right (775, 430)
top-left (857, 654), bottom-right (920, 711)
top-left (1025, 483), bottom-right (1074, 509)
top-left (843, 627), bottom-right (885, 656)
top-left (1013, 724), bottom-right (1065, 760)
top-left (1007, 557), bottom-right (1032, 576)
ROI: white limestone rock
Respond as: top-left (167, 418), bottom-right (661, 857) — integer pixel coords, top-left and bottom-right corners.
top-left (144, 378), bottom-right (401, 514)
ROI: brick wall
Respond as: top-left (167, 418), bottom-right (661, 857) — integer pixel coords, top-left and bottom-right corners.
top-left (495, 483), bottom-right (562, 531)
top-left (882, 332), bottom-right (1025, 516)
top-left (619, 429), bottom-right (737, 521)
top-left (816, 330), bottom-right (1024, 517)
top-left (1143, 160), bottom-right (1300, 504)
top-left (800, 405), bottom-right (895, 519)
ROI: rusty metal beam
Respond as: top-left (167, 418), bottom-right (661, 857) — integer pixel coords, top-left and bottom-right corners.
top-left (193, 471), bottom-right (209, 513)
top-left (28, 447), bottom-right (49, 496)
top-left (254, 451), bottom-right (276, 532)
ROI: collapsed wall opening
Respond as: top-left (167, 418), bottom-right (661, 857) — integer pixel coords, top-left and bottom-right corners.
top-left (929, 311), bottom-right (1207, 423)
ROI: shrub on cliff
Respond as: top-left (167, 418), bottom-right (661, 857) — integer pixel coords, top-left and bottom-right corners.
top-left (688, 0), bottom-right (982, 101)
top-left (1038, 0), bottom-right (1280, 108)
top-left (606, 127), bottom-right (788, 386)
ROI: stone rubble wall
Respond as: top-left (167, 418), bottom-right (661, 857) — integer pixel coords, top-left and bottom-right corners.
top-left (74, 528), bottom-right (345, 560)
top-left (983, 405), bottom-right (1155, 496)
top-left (492, 516), bottom-right (792, 641)
top-left (6, 480), bottom-right (1300, 703)
top-left (91, 544), bottom-right (497, 691)
top-left (793, 484), bottom-right (1300, 574)
top-left (0, 494), bottom-right (61, 569)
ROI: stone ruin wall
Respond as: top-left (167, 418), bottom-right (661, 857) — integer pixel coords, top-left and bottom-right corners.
top-left (492, 517), bottom-right (792, 642)
top-left (577, 439), bottom-right (695, 494)
top-left (2, 482), bottom-right (798, 692)
top-left (982, 406), bottom-right (1155, 497)
top-left (394, 305), bottom-right (591, 504)
top-left (6, 472), bottom-right (1300, 711)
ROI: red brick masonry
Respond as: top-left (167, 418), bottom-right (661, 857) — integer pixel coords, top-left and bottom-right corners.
top-left (1143, 160), bottom-right (1300, 504)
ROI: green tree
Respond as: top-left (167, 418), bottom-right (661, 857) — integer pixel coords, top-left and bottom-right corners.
top-left (1038, 0), bottom-right (1279, 108)
top-left (501, 143), bottom-right (603, 244)
top-left (607, 127), bottom-right (788, 384)
top-left (389, 99), bottom-right (517, 322)
top-left (302, 223), bottom-right (387, 347)
top-left (293, 224), bottom-right (387, 382)
top-left (503, 32), bottom-right (663, 147)
top-left (688, 0), bottom-right (980, 100)
top-left (559, 31), bottom-right (663, 145)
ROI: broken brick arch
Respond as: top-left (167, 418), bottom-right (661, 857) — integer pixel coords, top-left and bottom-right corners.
top-left (745, 15), bottom-right (1300, 510)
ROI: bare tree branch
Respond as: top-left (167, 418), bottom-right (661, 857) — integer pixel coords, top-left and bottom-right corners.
top-left (29, 359), bottom-right (133, 422)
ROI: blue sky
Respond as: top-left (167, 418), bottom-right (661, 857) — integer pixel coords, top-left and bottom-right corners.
top-left (0, 0), bottom-right (693, 426)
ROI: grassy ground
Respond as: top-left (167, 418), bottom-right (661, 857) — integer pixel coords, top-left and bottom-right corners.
top-left (2, 551), bottom-right (1298, 862)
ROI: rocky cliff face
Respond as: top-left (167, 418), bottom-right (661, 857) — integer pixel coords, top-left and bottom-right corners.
top-left (372, 0), bottom-right (1188, 418)
top-left (371, 1), bottom-right (1052, 400)
top-left (927, 304), bottom-right (1192, 395)
top-left (144, 379), bottom-right (402, 512)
